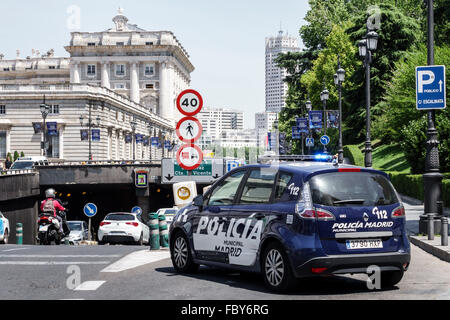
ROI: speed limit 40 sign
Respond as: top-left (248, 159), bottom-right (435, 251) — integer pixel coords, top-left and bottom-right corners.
top-left (177, 89), bottom-right (204, 116)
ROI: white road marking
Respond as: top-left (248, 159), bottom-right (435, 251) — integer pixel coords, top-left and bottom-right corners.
top-left (101, 250), bottom-right (170, 273)
top-left (0, 261), bottom-right (111, 265)
top-left (0, 255), bottom-right (121, 258)
top-left (1, 248), bottom-right (29, 252)
top-left (74, 281), bottom-right (106, 291)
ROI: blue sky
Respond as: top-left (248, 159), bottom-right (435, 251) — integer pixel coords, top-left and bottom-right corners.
top-left (0, 0), bottom-right (310, 128)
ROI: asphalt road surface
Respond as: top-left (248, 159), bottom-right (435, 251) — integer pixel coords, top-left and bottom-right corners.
top-left (0, 242), bottom-right (448, 300)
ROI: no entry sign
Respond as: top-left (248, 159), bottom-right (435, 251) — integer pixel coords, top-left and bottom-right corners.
top-left (176, 116), bottom-right (203, 143)
top-left (176, 89), bottom-right (203, 116)
top-left (176, 144), bottom-right (203, 171)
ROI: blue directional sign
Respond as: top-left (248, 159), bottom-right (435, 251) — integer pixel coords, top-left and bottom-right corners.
top-left (131, 206), bottom-right (142, 215)
top-left (83, 203), bottom-right (97, 218)
top-left (306, 138), bottom-right (314, 147)
top-left (320, 135), bottom-right (330, 146)
top-left (416, 65), bottom-right (446, 110)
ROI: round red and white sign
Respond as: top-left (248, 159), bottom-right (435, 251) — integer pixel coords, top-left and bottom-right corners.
top-left (176, 144), bottom-right (203, 171)
top-left (176, 89), bottom-right (203, 116)
top-left (176, 116), bottom-right (203, 143)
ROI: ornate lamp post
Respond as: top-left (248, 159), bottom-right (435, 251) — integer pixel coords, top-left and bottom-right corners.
top-left (305, 98), bottom-right (312, 155)
top-left (80, 102), bottom-right (101, 161)
top-left (130, 118), bottom-right (137, 161)
top-left (320, 82), bottom-right (329, 153)
top-left (39, 96), bottom-right (50, 157)
top-left (334, 55), bottom-right (346, 164)
top-left (358, 29), bottom-right (379, 167)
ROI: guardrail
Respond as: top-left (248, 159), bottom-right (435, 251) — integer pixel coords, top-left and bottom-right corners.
top-left (36, 159), bottom-right (162, 167)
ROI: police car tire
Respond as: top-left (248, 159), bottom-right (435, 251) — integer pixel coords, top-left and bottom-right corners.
top-left (170, 231), bottom-right (199, 274)
top-left (380, 270), bottom-right (404, 288)
top-left (262, 242), bottom-right (298, 292)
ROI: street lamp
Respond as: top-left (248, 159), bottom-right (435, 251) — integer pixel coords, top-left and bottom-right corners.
top-left (334, 55), bottom-right (346, 164)
top-left (358, 29), bottom-right (378, 167)
top-left (305, 98), bottom-right (312, 155)
top-left (80, 102), bottom-right (101, 161)
top-left (320, 82), bottom-right (329, 153)
top-left (130, 118), bottom-right (137, 161)
top-left (39, 96), bottom-right (50, 157)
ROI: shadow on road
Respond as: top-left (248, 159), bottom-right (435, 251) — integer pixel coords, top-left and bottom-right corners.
top-left (155, 266), bottom-right (399, 296)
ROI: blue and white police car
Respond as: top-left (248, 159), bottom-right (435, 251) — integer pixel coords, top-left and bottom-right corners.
top-left (169, 156), bottom-right (410, 292)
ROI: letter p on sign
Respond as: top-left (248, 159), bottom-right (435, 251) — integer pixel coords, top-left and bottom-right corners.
top-left (418, 70), bottom-right (435, 93)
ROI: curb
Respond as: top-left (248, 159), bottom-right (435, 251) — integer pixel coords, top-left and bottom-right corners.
top-left (409, 235), bottom-right (450, 262)
top-left (79, 240), bottom-right (98, 246)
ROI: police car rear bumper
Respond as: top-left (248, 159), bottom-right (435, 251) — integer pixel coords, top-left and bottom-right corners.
top-left (293, 252), bottom-right (411, 277)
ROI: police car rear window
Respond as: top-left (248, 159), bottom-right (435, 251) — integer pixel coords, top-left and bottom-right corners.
top-left (309, 172), bottom-right (398, 207)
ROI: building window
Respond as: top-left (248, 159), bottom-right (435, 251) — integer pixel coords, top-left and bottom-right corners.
top-left (145, 84), bottom-right (154, 89)
top-left (49, 66), bottom-right (56, 69)
top-left (116, 42), bottom-right (124, 46)
top-left (145, 64), bottom-right (155, 76)
top-left (87, 42), bottom-right (96, 46)
top-left (115, 64), bottom-right (126, 76)
top-left (115, 83), bottom-right (126, 89)
top-left (0, 105), bottom-right (5, 115)
top-left (87, 64), bottom-right (96, 76)
top-left (50, 105), bottom-right (59, 114)
top-left (3, 68), bottom-right (10, 71)
top-left (145, 42), bottom-right (153, 45)
top-left (0, 131), bottom-right (6, 158)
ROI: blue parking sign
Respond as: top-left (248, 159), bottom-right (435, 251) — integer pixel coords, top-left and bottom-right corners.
top-left (416, 65), bottom-right (446, 110)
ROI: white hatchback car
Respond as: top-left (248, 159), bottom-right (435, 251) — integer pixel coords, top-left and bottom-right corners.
top-left (98, 213), bottom-right (149, 245)
top-left (0, 211), bottom-right (10, 244)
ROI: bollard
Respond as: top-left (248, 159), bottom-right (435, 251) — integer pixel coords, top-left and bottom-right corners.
top-left (148, 213), bottom-right (160, 250)
top-left (64, 237), bottom-right (70, 245)
top-left (427, 214), bottom-right (434, 240)
top-left (158, 214), bottom-right (169, 248)
top-left (16, 223), bottom-right (23, 245)
top-left (441, 217), bottom-right (448, 246)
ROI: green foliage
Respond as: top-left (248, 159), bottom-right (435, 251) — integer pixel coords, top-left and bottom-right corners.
top-left (6, 152), bottom-right (12, 161)
top-left (343, 145), bottom-right (364, 166)
top-left (13, 151), bottom-right (19, 161)
top-left (20, 151), bottom-right (25, 158)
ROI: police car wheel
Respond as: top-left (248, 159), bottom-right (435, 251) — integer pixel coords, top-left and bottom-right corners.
top-left (262, 242), bottom-right (297, 292)
top-left (380, 270), bottom-right (404, 288)
top-left (171, 232), bottom-right (198, 273)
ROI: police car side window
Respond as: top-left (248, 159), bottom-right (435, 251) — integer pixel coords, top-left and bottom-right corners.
top-left (208, 170), bottom-right (246, 206)
top-left (238, 168), bottom-right (277, 204)
top-left (273, 172), bottom-right (294, 202)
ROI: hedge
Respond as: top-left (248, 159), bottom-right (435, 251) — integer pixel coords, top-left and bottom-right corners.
top-left (387, 172), bottom-right (449, 208)
top-left (343, 145), bottom-right (364, 167)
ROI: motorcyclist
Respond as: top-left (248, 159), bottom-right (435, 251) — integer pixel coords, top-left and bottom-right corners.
top-left (40, 188), bottom-right (66, 236)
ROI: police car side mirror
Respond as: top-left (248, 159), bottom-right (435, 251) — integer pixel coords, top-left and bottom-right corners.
top-left (193, 195), bottom-right (204, 211)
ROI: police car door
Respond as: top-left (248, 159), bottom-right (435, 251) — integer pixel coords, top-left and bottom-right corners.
top-left (192, 169), bottom-right (248, 264)
top-left (227, 167), bottom-right (278, 267)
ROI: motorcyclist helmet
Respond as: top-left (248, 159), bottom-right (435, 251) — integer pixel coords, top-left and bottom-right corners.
top-left (45, 188), bottom-right (56, 199)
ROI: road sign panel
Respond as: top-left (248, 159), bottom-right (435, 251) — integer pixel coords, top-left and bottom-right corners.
top-left (306, 138), bottom-right (314, 147)
top-left (162, 158), bottom-right (224, 184)
top-left (176, 89), bottom-right (204, 116)
top-left (176, 144), bottom-right (203, 171)
top-left (131, 206), bottom-right (142, 215)
top-left (83, 203), bottom-right (97, 218)
top-left (135, 169), bottom-right (149, 188)
top-left (176, 116), bottom-right (203, 143)
top-left (416, 65), bottom-right (446, 110)
top-left (320, 135), bottom-right (330, 146)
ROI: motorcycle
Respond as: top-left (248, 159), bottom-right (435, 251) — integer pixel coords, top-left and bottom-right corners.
top-left (37, 210), bottom-right (70, 245)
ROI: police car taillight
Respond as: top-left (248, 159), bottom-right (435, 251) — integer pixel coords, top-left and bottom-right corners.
top-left (392, 205), bottom-right (405, 218)
top-left (299, 209), bottom-right (335, 220)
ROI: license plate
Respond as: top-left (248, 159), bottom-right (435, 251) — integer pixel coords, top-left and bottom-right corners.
top-left (39, 225), bottom-right (49, 232)
top-left (346, 239), bottom-right (383, 250)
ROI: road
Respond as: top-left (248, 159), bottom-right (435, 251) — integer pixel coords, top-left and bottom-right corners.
top-left (0, 241), bottom-right (448, 300)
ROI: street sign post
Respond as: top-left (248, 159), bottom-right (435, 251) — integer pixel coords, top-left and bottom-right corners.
top-left (161, 158), bottom-right (224, 184)
top-left (320, 135), bottom-right (330, 146)
top-left (416, 65), bottom-right (446, 110)
top-left (83, 203), bottom-right (97, 241)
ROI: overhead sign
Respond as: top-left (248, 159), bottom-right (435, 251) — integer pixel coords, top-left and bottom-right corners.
top-left (83, 203), bottom-right (97, 218)
top-left (176, 89), bottom-right (204, 116)
top-left (306, 137), bottom-right (314, 147)
top-left (135, 169), bottom-right (149, 188)
top-left (162, 158), bottom-right (224, 184)
top-left (416, 65), bottom-right (446, 110)
top-left (309, 111), bottom-right (323, 129)
top-left (176, 117), bottom-right (203, 143)
top-left (320, 135), bottom-right (331, 146)
top-left (296, 118), bottom-right (309, 133)
top-left (176, 144), bottom-right (203, 171)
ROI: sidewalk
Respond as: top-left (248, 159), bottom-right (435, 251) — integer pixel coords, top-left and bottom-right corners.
top-left (401, 194), bottom-right (450, 262)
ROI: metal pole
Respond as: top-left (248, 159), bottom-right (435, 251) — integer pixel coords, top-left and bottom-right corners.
top-left (88, 103), bottom-right (92, 161)
top-left (364, 52), bottom-right (372, 168)
top-left (441, 217), bottom-right (448, 246)
top-left (338, 78), bottom-right (344, 164)
top-left (323, 99), bottom-right (327, 153)
top-left (301, 133), bottom-right (304, 155)
top-left (43, 114), bottom-right (47, 157)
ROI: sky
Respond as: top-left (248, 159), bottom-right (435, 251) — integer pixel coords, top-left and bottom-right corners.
top-left (0, 0), bottom-right (310, 128)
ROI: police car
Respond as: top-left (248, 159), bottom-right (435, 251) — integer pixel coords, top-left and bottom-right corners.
top-left (169, 157), bottom-right (410, 292)
top-left (0, 211), bottom-right (10, 244)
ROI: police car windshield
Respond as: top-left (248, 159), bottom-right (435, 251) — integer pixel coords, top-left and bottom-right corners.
top-left (105, 214), bottom-right (135, 221)
top-left (309, 172), bottom-right (399, 207)
top-left (10, 161), bottom-right (34, 169)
